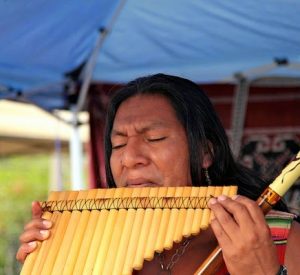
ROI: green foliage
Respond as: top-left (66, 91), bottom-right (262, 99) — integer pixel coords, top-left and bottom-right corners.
top-left (0, 154), bottom-right (51, 275)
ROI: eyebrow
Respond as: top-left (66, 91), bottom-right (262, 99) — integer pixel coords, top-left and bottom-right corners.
top-left (111, 121), bottom-right (169, 137)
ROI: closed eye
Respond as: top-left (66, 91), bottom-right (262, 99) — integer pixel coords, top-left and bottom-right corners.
top-left (147, 137), bottom-right (166, 142)
top-left (112, 143), bottom-right (126, 150)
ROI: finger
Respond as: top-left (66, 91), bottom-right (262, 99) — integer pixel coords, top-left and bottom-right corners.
top-left (16, 242), bottom-right (37, 263)
top-left (216, 195), bottom-right (256, 229)
top-left (216, 196), bottom-right (272, 245)
top-left (24, 218), bottom-right (52, 231)
top-left (210, 212), bottom-right (231, 248)
top-left (19, 228), bottom-right (50, 244)
top-left (232, 195), bottom-right (272, 242)
top-left (31, 201), bottom-right (43, 219)
top-left (233, 195), bottom-right (267, 226)
top-left (208, 197), bottom-right (240, 242)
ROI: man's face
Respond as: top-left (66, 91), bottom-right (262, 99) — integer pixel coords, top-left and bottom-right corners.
top-left (110, 94), bottom-right (192, 188)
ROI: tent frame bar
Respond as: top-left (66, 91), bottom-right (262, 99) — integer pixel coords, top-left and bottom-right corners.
top-left (230, 63), bottom-right (300, 158)
top-left (69, 0), bottom-right (128, 190)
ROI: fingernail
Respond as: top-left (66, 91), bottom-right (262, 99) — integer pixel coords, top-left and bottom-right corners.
top-left (209, 198), bottom-right (217, 205)
top-left (40, 230), bottom-right (49, 237)
top-left (218, 195), bottom-right (227, 201)
top-left (232, 195), bottom-right (239, 200)
top-left (42, 220), bottom-right (52, 228)
top-left (28, 241), bottom-right (36, 247)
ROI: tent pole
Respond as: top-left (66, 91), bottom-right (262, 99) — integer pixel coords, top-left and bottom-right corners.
top-left (68, 0), bottom-right (127, 190)
top-left (75, 0), bottom-right (128, 115)
top-left (49, 138), bottom-right (63, 191)
top-left (231, 74), bottom-right (250, 158)
top-left (70, 105), bottom-right (84, 190)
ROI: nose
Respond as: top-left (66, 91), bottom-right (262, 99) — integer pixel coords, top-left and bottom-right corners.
top-left (121, 138), bottom-right (149, 168)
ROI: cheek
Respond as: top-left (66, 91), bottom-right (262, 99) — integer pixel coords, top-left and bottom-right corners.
top-left (155, 142), bottom-right (191, 185)
top-left (110, 154), bottom-right (120, 179)
top-left (173, 153), bottom-right (191, 184)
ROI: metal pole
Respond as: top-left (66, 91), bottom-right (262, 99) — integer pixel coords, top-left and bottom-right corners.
top-left (70, 105), bottom-right (84, 190)
top-left (230, 73), bottom-right (250, 158)
top-left (68, 0), bottom-right (128, 190)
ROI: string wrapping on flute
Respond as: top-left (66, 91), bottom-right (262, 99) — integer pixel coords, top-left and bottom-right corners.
top-left (41, 196), bottom-right (213, 213)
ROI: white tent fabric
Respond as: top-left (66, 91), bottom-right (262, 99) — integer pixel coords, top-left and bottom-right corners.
top-left (0, 100), bottom-right (89, 154)
top-left (0, 0), bottom-right (300, 110)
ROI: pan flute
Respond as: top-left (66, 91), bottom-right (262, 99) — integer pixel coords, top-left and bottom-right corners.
top-left (21, 185), bottom-right (237, 275)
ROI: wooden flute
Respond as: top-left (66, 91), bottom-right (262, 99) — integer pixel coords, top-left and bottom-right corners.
top-left (194, 151), bottom-right (300, 275)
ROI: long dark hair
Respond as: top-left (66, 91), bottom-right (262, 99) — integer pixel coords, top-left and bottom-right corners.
top-left (104, 73), bottom-right (288, 211)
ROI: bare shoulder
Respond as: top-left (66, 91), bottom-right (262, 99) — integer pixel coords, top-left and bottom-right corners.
top-left (285, 220), bottom-right (300, 273)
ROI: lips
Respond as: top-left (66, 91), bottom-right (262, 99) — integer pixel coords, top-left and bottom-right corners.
top-left (126, 178), bottom-right (158, 187)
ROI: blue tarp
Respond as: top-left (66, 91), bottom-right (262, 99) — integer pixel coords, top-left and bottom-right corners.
top-left (0, 0), bottom-right (300, 110)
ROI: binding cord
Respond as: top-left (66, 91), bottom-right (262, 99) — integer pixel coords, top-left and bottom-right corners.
top-left (41, 196), bottom-right (213, 213)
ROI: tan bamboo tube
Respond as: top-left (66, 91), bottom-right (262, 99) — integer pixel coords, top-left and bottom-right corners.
top-left (92, 188), bottom-right (121, 274)
top-left (183, 186), bottom-right (200, 237)
top-left (200, 186), bottom-right (216, 229)
top-left (40, 191), bottom-right (78, 275)
top-left (155, 187), bottom-right (176, 252)
top-left (50, 190), bottom-right (81, 274)
top-left (82, 189), bottom-right (112, 274)
top-left (69, 189), bottom-right (100, 275)
top-left (229, 185), bottom-right (238, 197)
top-left (31, 191), bottom-right (68, 275)
top-left (112, 188), bottom-right (139, 275)
top-left (20, 191), bottom-right (60, 275)
top-left (222, 185), bottom-right (231, 196)
top-left (133, 187), bottom-right (157, 270)
top-left (209, 186), bottom-right (223, 221)
top-left (62, 190), bottom-right (91, 275)
top-left (144, 187), bottom-right (167, 261)
top-left (122, 187), bottom-right (146, 275)
top-left (191, 186), bottom-right (207, 235)
top-left (174, 186), bottom-right (192, 242)
top-left (164, 186), bottom-right (184, 249)
top-left (102, 188), bottom-right (130, 274)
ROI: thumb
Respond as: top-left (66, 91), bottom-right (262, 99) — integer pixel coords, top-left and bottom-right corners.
top-left (31, 201), bottom-right (43, 219)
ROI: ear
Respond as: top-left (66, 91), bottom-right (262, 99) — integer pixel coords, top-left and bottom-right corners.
top-left (202, 141), bottom-right (213, 169)
top-left (202, 152), bottom-right (212, 169)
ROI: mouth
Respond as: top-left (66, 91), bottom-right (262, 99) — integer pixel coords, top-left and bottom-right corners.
top-left (125, 179), bottom-right (158, 188)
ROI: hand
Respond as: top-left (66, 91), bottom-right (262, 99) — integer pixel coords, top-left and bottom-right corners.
top-left (16, 201), bottom-right (52, 263)
top-left (208, 195), bottom-right (280, 275)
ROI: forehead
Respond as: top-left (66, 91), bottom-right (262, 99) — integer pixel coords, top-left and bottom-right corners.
top-left (112, 94), bottom-right (180, 129)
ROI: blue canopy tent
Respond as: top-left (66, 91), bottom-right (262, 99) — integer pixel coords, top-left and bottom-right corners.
top-left (1, 0), bottom-right (300, 107)
top-left (1, 0), bottom-right (300, 188)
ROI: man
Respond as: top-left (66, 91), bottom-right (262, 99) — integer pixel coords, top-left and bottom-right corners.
top-left (17, 74), bottom-right (300, 274)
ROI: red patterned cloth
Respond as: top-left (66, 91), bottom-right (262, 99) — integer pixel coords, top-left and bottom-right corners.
top-left (265, 210), bottom-right (295, 264)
